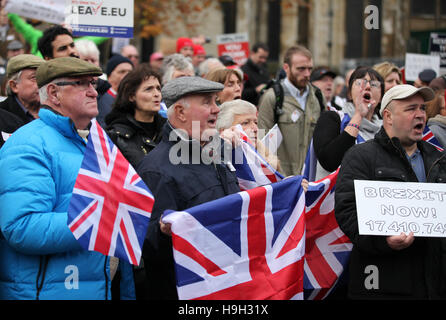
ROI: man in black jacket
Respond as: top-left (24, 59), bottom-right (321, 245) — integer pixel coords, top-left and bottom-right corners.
top-left (0, 54), bottom-right (43, 123)
top-left (137, 77), bottom-right (240, 300)
top-left (335, 84), bottom-right (446, 299)
top-left (241, 42), bottom-right (270, 106)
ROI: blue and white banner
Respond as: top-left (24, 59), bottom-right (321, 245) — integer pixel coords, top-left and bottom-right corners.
top-left (65, 0), bottom-right (133, 38)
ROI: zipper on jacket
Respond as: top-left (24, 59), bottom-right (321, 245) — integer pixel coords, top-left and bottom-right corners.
top-left (104, 256), bottom-right (109, 300)
top-left (35, 255), bottom-right (49, 300)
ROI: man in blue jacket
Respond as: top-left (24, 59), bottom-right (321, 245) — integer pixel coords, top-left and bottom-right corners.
top-left (0, 57), bottom-right (135, 300)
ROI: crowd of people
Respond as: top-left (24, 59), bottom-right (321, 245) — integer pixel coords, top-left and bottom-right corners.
top-left (1, 7), bottom-right (446, 301)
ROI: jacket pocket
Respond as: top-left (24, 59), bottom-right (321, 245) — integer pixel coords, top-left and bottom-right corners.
top-left (375, 167), bottom-right (408, 181)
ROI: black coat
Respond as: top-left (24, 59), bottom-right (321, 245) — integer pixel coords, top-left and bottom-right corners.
top-left (137, 123), bottom-right (240, 300)
top-left (0, 95), bottom-right (35, 124)
top-left (335, 127), bottom-right (446, 299)
top-left (105, 111), bottom-right (166, 169)
top-left (241, 58), bottom-right (270, 106)
top-left (0, 108), bottom-right (24, 147)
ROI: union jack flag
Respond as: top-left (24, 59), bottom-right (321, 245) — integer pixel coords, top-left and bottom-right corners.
top-left (67, 120), bottom-right (154, 266)
top-left (232, 126), bottom-right (283, 190)
top-left (162, 176), bottom-right (306, 300)
top-left (304, 169), bottom-right (352, 300)
top-left (423, 125), bottom-right (444, 152)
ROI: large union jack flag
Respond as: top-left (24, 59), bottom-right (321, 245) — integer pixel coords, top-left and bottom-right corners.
top-left (162, 176), bottom-right (306, 300)
top-left (67, 120), bottom-right (154, 266)
top-left (304, 169), bottom-right (352, 300)
top-left (232, 126), bottom-right (283, 190)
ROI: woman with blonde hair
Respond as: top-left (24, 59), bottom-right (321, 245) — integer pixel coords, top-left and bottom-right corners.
top-left (205, 68), bottom-right (242, 104)
top-left (373, 61), bottom-right (402, 93)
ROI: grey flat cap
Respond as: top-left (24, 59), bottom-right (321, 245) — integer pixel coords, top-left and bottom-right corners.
top-left (162, 76), bottom-right (224, 108)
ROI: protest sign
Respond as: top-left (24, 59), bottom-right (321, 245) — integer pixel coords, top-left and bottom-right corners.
top-left (5, 0), bottom-right (65, 24)
top-left (404, 53), bottom-right (440, 82)
top-left (65, 0), bottom-right (133, 38)
top-left (216, 33), bottom-right (250, 66)
top-left (355, 180), bottom-right (446, 238)
top-left (429, 32), bottom-right (446, 74)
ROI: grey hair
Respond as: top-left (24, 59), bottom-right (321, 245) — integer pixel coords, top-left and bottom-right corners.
top-left (167, 97), bottom-right (191, 119)
top-left (162, 54), bottom-right (194, 84)
top-left (75, 39), bottom-right (100, 60)
top-left (197, 58), bottom-right (224, 78)
top-left (216, 99), bottom-right (257, 131)
top-left (38, 77), bottom-right (67, 102)
top-left (5, 70), bottom-right (22, 96)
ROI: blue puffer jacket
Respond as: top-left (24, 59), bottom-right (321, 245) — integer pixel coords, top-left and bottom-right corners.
top-left (0, 108), bottom-right (135, 300)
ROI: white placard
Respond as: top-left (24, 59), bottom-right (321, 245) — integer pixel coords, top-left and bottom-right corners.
top-left (355, 180), bottom-right (446, 237)
top-left (405, 53), bottom-right (440, 82)
top-left (5, 0), bottom-right (66, 24)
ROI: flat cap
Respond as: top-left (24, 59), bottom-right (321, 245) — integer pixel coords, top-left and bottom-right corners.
top-left (6, 54), bottom-right (44, 78)
top-left (162, 76), bottom-right (224, 108)
top-left (36, 57), bottom-right (103, 88)
top-left (7, 40), bottom-right (23, 51)
top-left (380, 84), bottom-right (435, 116)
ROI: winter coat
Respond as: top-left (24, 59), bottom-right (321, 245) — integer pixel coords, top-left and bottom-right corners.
top-left (428, 114), bottom-right (446, 150)
top-left (137, 123), bottom-right (240, 299)
top-left (241, 58), bottom-right (270, 106)
top-left (0, 95), bottom-right (35, 124)
top-left (0, 107), bottom-right (135, 300)
top-left (0, 108), bottom-right (23, 147)
top-left (105, 110), bottom-right (166, 168)
top-left (335, 126), bottom-right (446, 299)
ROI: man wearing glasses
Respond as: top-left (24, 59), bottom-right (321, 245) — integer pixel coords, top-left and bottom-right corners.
top-left (0, 57), bottom-right (135, 299)
top-left (258, 45), bottom-right (325, 176)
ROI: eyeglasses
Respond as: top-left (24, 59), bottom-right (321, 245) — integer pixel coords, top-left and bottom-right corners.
top-left (54, 79), bottom-right (98, 90)
top-left (354, 79), bottom-right (381, 89)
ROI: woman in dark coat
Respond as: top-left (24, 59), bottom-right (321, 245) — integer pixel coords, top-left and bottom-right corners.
top-left (105, 63), bottom-right (166, 169)
top-left (105, 64), bottom-right (165, 300)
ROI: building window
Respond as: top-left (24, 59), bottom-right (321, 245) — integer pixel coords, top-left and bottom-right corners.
top-left (410, 0), bottom-right (436, 16)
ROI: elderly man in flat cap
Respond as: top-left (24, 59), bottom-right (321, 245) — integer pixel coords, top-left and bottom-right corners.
top-left (0, 54), bottom-right (43, 123)
top-left (335, 84), bottom-right (446, 300)
top-left (0, 57), bottom-right (135, 300)
top-left (137, 76), bottom-right (241, 300)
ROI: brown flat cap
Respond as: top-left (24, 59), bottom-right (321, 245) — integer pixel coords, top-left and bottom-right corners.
top-left (36, 57), bottom-right (103, 88)
top-left (6, 54), bottom-right (44, 78)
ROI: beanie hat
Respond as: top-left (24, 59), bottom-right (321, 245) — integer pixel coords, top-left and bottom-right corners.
top-left (193, 44), bottom-right (206, 56)
top-left (106, 54), bottom-right (133, 76)
top-left (176, 37), bottom-right (194, 53)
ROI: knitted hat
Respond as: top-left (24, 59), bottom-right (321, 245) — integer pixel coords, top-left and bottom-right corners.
top-left (193, 44), bottom-right (206, 56)
top-left (176, 37), bottom-right (194, 53)
top-left (106, 54), bottom-right (133, 76)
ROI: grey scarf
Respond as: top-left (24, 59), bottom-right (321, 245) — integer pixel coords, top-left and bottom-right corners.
top-left (342, 102), bottom-right (382, 141)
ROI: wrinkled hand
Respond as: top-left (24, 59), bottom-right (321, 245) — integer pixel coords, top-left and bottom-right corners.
top-left (159, 218), bottom-right (172, 236)
top-left (301, 178), bottom-right (309, 193)
top-left (220, 126), bottom-right (241, 148)
top-left (386, 232), bottom-right (414, 250)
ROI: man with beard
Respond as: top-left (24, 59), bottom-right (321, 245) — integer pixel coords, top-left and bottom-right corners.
top-left (37, 25), bottom-right (81, 60)
top-left (258, 45), bottom-right (323, 176)
top-left (0, 54), bottom-right (43, 123)
top-left (335, 84), bottom-right (446, 299)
